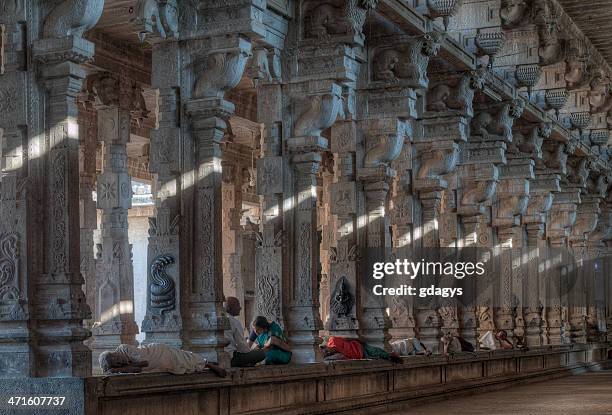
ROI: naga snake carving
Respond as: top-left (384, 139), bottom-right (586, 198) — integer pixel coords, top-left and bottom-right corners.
top-left (149, 254), bottom-right (176, 313)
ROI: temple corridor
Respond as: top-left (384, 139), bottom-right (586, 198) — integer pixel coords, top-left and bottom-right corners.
top-left (388, 369), bottom-right (612, 415)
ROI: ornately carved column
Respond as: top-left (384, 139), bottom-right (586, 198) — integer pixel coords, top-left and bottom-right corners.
top-left (184, 36), bottom-right (251, 365)
top-left (31, 0), bottom-right (105, 376)
top-left (222, 161), bottom-right (245, 321)
top-left (523, 170), bottom-right (560, 346)
top-left (255, 65), bottom-right (286, 327)
top-left (141, 15), bottom-right (183, 347)
top-left (0, 0), bottom-right (32, 376)
top-left (285, 81), bottom-right (343, 362)
top-left (88, 73), bottom-right (142, 365)
top-left (327, 120), bottom-right (361, 339)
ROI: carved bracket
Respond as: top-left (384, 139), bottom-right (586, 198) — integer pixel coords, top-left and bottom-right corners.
top-left (471, 99), bottom-right (525, 143)
top-left (427, 69), bottom-right (486, 117)
top-left (192, 36), bottom-right (252, 100)
top-left (369, 31), bottom-right (444, 90)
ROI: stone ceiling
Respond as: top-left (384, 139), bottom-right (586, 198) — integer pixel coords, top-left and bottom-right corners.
top-left (559, 0), bottom-right (612, 65)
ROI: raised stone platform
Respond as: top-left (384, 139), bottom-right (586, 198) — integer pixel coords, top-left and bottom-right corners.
top-left (80, 343), bottom-right (610, 415)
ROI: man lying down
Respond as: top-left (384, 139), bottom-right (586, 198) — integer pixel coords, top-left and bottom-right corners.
top-left (99, 343), bottom-right (227, 377)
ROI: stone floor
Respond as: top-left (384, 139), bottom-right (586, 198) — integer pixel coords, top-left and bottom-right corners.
top-left (389, 370), bottom-right (612, 415)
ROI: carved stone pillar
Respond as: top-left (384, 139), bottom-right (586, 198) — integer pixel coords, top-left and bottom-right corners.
top-left (284, 80), bottom-right (344, 362)
top-left (358, 118), bottom-right (410, 349)
top-left (31, 1), bottom-right (105, 374)
top-left (361, 176), bottom-right (393, 349)
top-left (78, 108), bottom-right (98, 332)
top-left (414, 115), bottom-right (464, 350)
top-left (568, 193), bottom-right (600, 343)
top-left (456, 140), bottom-right (502, 345)
top-left (87, 73), bottom-right (141, 367)
top-left (389, 135), bottom-right (415, 341)
top-left (183, 36), bottom-right (251, 365)
top-left (222, 161), bottom-right (245, 322)
top-left (0, 2), bottom-right (32, 377)
top-left (142, 38), bottom-right (183, 347)
top-left (255, 84), bottom-right (286, 327)
top-left (327, 120), bottom-right (360, 339)
top-left (523, 172), bottom-right (560, 346)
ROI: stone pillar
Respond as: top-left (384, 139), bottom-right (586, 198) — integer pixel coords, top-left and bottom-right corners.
top-left (547, 187), bottom-right (581, 344)
top-left (413, 115), bottom-right (464, 350)
top-left (358, 118), bottom-right (411, 350)
top-left (288, 152), bottom-right (326, 361)
top-left (0, 2), bottom-right (32, 377)
top-left (255, 81), bottom-right (286, 327)
top-left (183, 35), bottom-right (251, 365)
top-left (32, 21), bottom-right (104, 376)
top-left (87, 73), bottom-right (141, 366)
top-left (493, 156), bottom-right (534, 344)
top-left (78, 107), bottom-right (98, 331)
top-left (222, 160), bottom-right (245, 322)
top-left (568, 193), bottom-right (600, 343)
top-left (327, 120), bottom-right (360, 339)
top-left (523, 172), bottom-right (560, 346)
top-left (456, 145), bottom-right (501, 345)
top-left (389, 138), bottom-right (416, 341)
top-left (142, 39), bottom-right (183, 347)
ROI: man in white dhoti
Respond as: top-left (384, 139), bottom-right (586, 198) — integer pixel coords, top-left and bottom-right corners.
top-left (99, 343), bottom-right (227, 377)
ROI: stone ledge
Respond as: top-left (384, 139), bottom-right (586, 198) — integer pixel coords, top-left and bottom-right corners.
top-left (82, 343), bottom-right (610, 415)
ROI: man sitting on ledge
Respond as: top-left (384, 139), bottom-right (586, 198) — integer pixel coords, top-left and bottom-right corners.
top-left (99, 343), bottom-right (227, 377)
top-left (320, 336), bottom-right (402, 363)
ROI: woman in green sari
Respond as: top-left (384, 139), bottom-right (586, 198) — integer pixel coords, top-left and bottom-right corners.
top-left (250, 316), bottom-right (292, 365)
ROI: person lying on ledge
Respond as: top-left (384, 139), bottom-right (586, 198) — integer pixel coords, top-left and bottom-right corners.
top-left (440, 332), bottom-right (475, 356)
top-left (98, 343), bottom-right (227, 377)
top-left (390, 337), bottom-right (431, 356)
top-left (478, 330), bottom-right (514, 350)
top-left (249, 316), bottom-right (292, 365)
top-left (320, 336), bottom-right (402, 363)
top-left (495, 329), bottom-right (514, 349)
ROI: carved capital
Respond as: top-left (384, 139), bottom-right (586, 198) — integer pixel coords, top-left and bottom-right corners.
top-left (413, 141), bottom-right (460, 192)
top-left (370, 31), bottom-right (444, 90)
top-left (302, 0), bottom-right (379, 47)
top-left (568, 157), bottom-right (590, 189)
top-left (361, 118), bottom-right (411, 168)
top-left (192, 36), bottom-right (252, 100)
top-left (41, 0), bottom-right (104, 39)
top-left (543, 142), bottom-right (568, 175)
top-left (132, 0), bottom-right (179, 43)
top-left (515, 122), bottom-right (551, 160)
top-left (523, 172), bottom-right (561, 224)
top-left (570, 195), bottom-right (601, 242)
top-left (547, 188), bottom-right (581, 240)
top-left (289, 80), bottom-right (344, 152)
top-left (471, 99), bottom-right (525, 143)
top-left (427, 69), bottom-right (485, 117)
top-left (457, 164), bottom-right (499, 217)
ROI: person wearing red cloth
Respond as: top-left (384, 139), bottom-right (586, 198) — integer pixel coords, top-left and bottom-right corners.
top-left (320, 336), bottom-right (402, 363)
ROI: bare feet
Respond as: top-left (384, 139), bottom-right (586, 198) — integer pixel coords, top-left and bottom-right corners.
top-left (206, 362), bottom-right (227, 378)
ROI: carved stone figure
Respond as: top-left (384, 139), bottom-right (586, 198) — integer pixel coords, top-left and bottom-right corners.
top-left (428, 70), bottom-right (485, 117)
top-left (500, 0), bottom-right (529, 28)
top-left (329, 277), bottom-right (354, 317)
top-left (42, 0), bottom-right (104, 38)
top-left (472, 99), bottom-right (524, 142)
top-left (372, 31), bottom-right (444, 88)
top-left (149, 255), bottom-right (176, 313)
